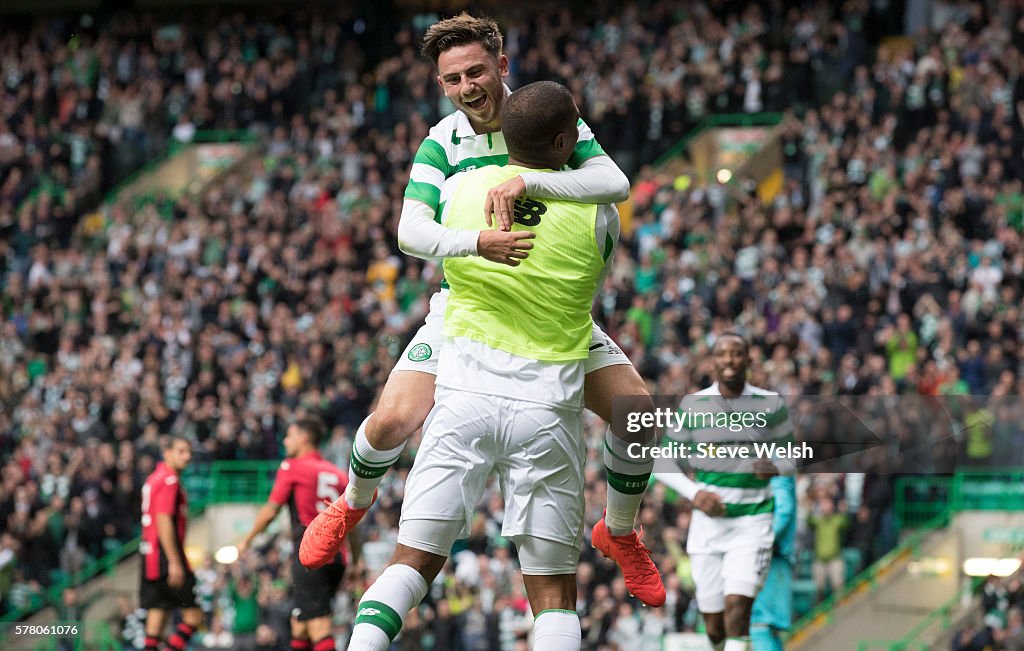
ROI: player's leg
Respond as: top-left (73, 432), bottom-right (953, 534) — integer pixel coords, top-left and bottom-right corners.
top-left (350, 392), bottom-right (491, 650)
top-left (163, 607), bottom-right (203, 651)
top-left (497, 401), bottom-right (587, 648)
top-left (301, 339), bottom-right (440, 567)
top-left (720, 520), bottom-right (774, 651)
top-left (584, 327), bottom-right (664, 606)
top-left (346, 371), bottom-right (436, 508)
top-left (162, 574), bottom-right (203, 651)
top-left (344, 292), bottom-right (448, 512)
top-left (304, 616), bottom-right (334, 651)
top-left (691, 551), bottom-right (727, 650)
top-left (518, 536), bottom-right (583, 649)
top-left (291, 552), bottom-right (345, 651)
top-left (723, 594), bottom-right (755, 650)
top-left (289, 619), bottom-right (311, 651)
top-left (584, 332), bottom-right (655, 536)
top-left (346, 539), bottom-right (449, 650)
top-left (142, 608), bottom-right (167, 651)
top-left (751, 557), bottom-right (793, 651)
top-left (703, 612), bottom-right (727, 651)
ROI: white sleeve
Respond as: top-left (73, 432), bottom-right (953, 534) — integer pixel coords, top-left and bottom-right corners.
top-left (396, 199), bottom-right (479, 260)
top-left (518, 155), bottom-right (630, 204)
top-left (653, 471), bottom-right (700, 501)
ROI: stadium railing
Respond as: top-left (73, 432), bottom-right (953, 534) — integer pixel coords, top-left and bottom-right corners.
top-left (792, 469), bottom-right (1024, 646)
top-left (192, 460), bottom-right (279, 508)
top-left (786, 511), bottom-right (951, 646)
top-left (894, 469), bottom-right (1024, 535)
top-left (0, 538), bottom-right (140, 625)
top-left (0, 459), bottom-right (274, 625)
top-left (854, 576), bottom-right (985, 651)
top-left (894, 476), bottom-right (954, 532)
top-left (650, 111), bottom-right (784, 171)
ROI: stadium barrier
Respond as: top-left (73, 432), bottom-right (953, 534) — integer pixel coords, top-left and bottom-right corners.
top-left (651, 112), bottom-right (784, 170)
top-left (894, 476), bottom-right (954, 532)
top-left (183, 460), bottom-right (279, 510)
top-left (785, 511), bottom-right (951, 646)
top-left (99, 129), bottom-right (258, 205)
top-left (0, 460), bottom-right (273, 625)
top-left (894, 469), bottom-right (1024, 535)
top-left (854, 576), bottom-right (985, 651)
top-left (0, 538), bottom-right (140, 627)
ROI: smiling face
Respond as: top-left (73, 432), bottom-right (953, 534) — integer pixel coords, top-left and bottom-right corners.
top-left (436, 43), bottom-right (508, 133)
top-left (712, 335), bottom-right (749, 395)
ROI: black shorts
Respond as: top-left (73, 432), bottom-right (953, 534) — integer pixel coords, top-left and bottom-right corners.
top-left (139, 573), bottom-right (198, 611)
top-left (291, 546), bottom-right (344, 621)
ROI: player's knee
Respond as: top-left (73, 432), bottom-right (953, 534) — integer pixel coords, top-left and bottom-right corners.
top-left (724, 595), bottom-right (753, 636)
top-left (702, 613), bottom-right (726, 643)
top-left (367, 408), bottom-right (419, 449)
top-left (182, 608), bottom-right (204, 629)
top-left (523, 574), bottom-right (576, 614)
top-left (390, 543), bottom-right (447, 583)
top-left (585, 365), bottom-right (652, 427)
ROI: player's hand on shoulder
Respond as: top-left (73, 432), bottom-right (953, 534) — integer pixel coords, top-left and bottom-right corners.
top-left (478, 230), bottom-right (535, 267)
top-left (693, 489), bottom-right (725, 517)
top-left (484, 176), bottom-right (527, 231)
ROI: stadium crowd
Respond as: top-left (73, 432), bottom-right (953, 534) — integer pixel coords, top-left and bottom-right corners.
top-left (2, 0), bottom-right (1024, 648)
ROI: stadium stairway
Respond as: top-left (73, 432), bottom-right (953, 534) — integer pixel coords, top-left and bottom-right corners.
top-left (788, 524), bottom-right (965, 651)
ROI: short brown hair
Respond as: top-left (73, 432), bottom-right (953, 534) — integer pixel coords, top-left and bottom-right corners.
top-left (293, 417), bottom-right (327, 447)
top-left (421, 12), bottom-right (503, 65)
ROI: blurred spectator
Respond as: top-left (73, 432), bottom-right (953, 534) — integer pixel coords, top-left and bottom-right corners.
top-left (808, 497), bottom-right (849, 603)
top-left (955, 617), bottom-right (995, 651)
top-left (1, 0), bottom-right (1023, 647)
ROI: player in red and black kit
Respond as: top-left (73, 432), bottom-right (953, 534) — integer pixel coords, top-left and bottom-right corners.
top-left (239, 418), bottom-right (356, 651)
top-left (139, 435), bottom-right (203, 651)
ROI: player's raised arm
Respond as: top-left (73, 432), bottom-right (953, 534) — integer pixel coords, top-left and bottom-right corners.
top-left (484, 120), bottom-right (629, 227)
top-left (522, 120), bottom-right (630, 203)
top-left (397, 197), bottom-right (535, 266)
top-left (398, 132), bottom-right (537, 264)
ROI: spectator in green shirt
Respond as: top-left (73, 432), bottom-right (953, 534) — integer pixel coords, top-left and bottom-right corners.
top-left (885, 313), bottom-right (919, 381)
top-left (808, 498), bottom-right (849, 604)
top-left (229, 574), bottom-right (260, 649)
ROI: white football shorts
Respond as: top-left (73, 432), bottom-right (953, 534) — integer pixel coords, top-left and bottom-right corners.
top-left (688, 510), bottom-right (774, 612)
top-left (398, 386), bottom-right (586, 555)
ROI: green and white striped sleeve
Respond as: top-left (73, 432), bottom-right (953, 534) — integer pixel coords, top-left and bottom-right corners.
top-left (568, 118), bottom-right (608, 169)
top-left (404, 132), bottom-right (453, 213)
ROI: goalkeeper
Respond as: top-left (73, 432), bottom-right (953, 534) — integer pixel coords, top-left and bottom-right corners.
top-left (751, 475), bottom-right (797, 651)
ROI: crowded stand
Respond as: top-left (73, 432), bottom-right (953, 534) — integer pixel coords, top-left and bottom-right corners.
top-left (2, 0), bottom-right (1024, 648)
